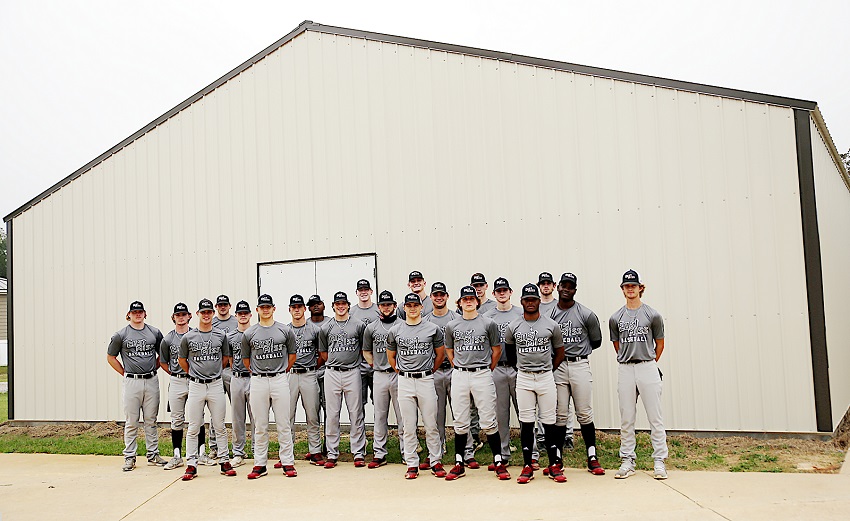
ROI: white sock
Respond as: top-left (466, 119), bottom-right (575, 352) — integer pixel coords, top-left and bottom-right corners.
top-left (494, 455), bottom-right (502, 464)
top-left (588, 446), bottom-right (596, 458)
top-left (199, 444), bottom-right (206, 456)
top-left (174, 448), bottom-right (181, 458)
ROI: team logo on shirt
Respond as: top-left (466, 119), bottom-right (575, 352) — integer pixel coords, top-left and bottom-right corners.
top-left (294, 332), bottom-right (316, 355)
top-left (251, 337), bottom-right (286, 360)
top-left (229, 340), bottom-right (242, 359)
top-left (617, 318), bottom-right (650, 343)
top-left (372, 332), bottom-right (389, 353)
top-left (453, 329), bottom-right (486, 351)
top-left (397, 336), bottom-right (432, 355)
top-left (514, 328), bottom-right (549, 352)
top-left (558, 320), bottom-right (584, 344)
top-left (496, 322), bottom-right (510, 343)
top-left (328, 333), bottom-right (360, 352)
top-left (188, 339), bottom-right (221, 362)
top-left (125, 339), bottom-right (155, 358)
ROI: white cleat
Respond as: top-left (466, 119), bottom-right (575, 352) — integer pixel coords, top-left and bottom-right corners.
top-left (615, 458), bottom-right (635, 479)
top-left (164, 456), bottom-right (184, 470)
top-left (653, 459), bottom-right (668, 480)
top-left (231, 456), bottom-right (245, 468)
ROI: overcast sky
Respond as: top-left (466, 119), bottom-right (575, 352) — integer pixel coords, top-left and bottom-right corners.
top-left (1, 0), bottom-right (848, 219)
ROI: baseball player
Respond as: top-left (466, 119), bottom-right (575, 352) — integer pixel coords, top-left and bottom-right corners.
top-left (443, 286), bottom-right (507, 481)
top-left (470, 273), bottom-right (497, 314)
top-left (308, 294), bottom-right (331, 454)
top-left (158, 303), bottom-right (193, 470)
top-left (107, 301), bottom-right (166, 471)
top-left (398, 271), bottom-right (434, 318)
top-left (227, 300), bottom-right (254, 468)
top-left (549, 272), bottom-right (605, 476)
top-left (242, 294), bottom-right (298, 479)
top-left (178, 299), bottom-right (236, 481)
top-left (318, 291), bottom-right (368, 469)
top-left (424, 282), bottom-right (458, 462)
top-left (504, 284), bottom-right (567, 484)
top-left (387, 293), bottom-right (446, 479)
top-left (209, 295), bottom-right (236, 459)
top-left (609, 270), bottom-right (667, 480)
top-left (537, 272), bottom-right (557, 316)
top-left (363, 290), bottom-right (404, 468)
top-left (284, 294), bottom-right (325, 467)
top-left (350, 279), bottom-right (377, 413)
top-left (483, 278), bottom-right (524, 470)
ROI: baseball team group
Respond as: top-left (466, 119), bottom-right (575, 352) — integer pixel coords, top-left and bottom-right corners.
top-left (106, 268), bottom-right (667, 484)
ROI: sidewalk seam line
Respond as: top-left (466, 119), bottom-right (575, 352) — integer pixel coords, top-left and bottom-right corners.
top-left (652, 473), bottom-right (733, 521)
top-left (119, 475), bottom-right (182, 520)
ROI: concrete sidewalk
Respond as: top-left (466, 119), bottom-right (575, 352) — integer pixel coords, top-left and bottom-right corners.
top-left (1, 454), bottom-right (848, 520)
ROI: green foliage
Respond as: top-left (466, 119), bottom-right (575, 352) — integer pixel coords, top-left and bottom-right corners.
top-left (729, 452), bottom-right (781, 473)
top-left (0, 229), bottom-right (5, 279)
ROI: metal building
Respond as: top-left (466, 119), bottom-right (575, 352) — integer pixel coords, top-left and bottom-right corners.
top-left (4, 21), bottom-right (848, 435)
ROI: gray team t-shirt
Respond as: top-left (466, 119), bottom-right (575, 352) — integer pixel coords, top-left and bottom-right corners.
top-left (108, 324), bottom-right (164, 375)
top-left (363, 318), bottom-right (398, 371)
top-left (387, 320), bottom-right (445, 372)
top-left (242, 321), bottom-right (296, 374)
top-left (213, 315), bottom-right (238, 334)
top-left (608, 304), bottom-right (664, 363)
top-left (505, 316), bottom-right (565, 372)
top-left (484, 306), bottom-right (523, 363)
top-left (179, 328), bottom-right (230, 379)
top-left (350, 303), bottom-right (379, 325)
top-left (227, 329), bottom-right (248, 373)
top-left (319, 318), bottom-right (366, 369)
top-left (288, 321), bottom-right (322, 369)
top-left (549, 301), bottom-right (603, 357)
top-left (444, 314), bottom-right (500, 368)
top-left (540, 299), bottom-right (557, 317)
top-left (478, 299), bottom-right (497, 314)
top-left (160, 329), bottom-right (190, 375)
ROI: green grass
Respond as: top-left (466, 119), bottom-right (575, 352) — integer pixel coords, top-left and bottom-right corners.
top-left (0, 366), bottom-right (7, 383)
top-left (0, 392), bottom-right (6, 423)
top-left (729, 452), bottom-right (782, 473)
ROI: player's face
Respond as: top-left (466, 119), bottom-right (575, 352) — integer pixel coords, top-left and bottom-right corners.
top-left (557, 282), bottom-right (577, 302)
top-left (236, 311), bottom-right (251, 324)
top-left (257, 304), bottom-right (275, 320)
top-left (378, 302), bottom-right (397, 317)
top-left (198, 309), bottom-right (214, 325)
top-left (356, 288), bottom-right (373, 303)
top-left (521, 297), bottom-right (541, 314)
top-left (173, 311), bottom-right (191, 326)
top-left (309, 302), bottom-right (325, 317)
top-left (621, 283), bottom-right (640, 300)
top-left (408, 277), bottom-right (426, 293)
top-left (460, 296), bottom-right (478, 312)
top-left (538, 281), bottom-right (555, 296)
top-left (404, 302), bottom-right (422, 319)
top-left (215, 303), bottom-right (230, 317)
top-left (493, 288), bottom-right (512, 303)
top-left (333, 301), bottom-right (350, 317)
top-left (129, 310), bottom-right (146, 325)
top-left (472, 283), bottom-right (488, 299)
top-left (431, 292), bottom-right (448, 309)
top-left (289, 304), bottom-right (305, 320)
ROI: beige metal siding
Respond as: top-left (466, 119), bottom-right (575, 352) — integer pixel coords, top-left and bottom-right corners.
top-left (10, 31), bottom-right (817, 431)
top-left (810, 117), bottom-right (850, 430)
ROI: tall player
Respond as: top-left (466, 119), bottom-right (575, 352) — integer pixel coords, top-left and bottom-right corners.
top-left (210, 294), bottom-right (237, 459)
top-left (227, 300), bottom-right (254, 468)
top-left (387, 293), bottom-right (446, 479)
top-left (504, 284), bottom-right (567, 484)
top-left (399, 271), bottom-right (434, 318)
top-left (537, 273), bottom-right (557, 316)
top-left (319, 291), bottom-right (368, 469)
top-left (425, 282), bottom-right (458, 462)
top-left (610, 270), bottom-right (667, 480)
top-left (308, 294), bottom-right (331, 454)
top-left (159, 303), bottom-right (192, 470)
top-left (549, 272), bottom-right (605, 476)
top-left (350, 279), bottom-right (377, 415)
top-left (443, 286), bottom-right (507, 481)
top-left (107, 301), bottom-right (166, 471)
top-left (178, 299), bottom-right (236, 481)
top-left (242, 294), bottom-right (298, 480)
top-left (470, 273), bottom-right (496, 314)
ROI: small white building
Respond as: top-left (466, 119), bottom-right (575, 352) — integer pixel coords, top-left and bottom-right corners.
top-left (0, 277), bottom-right (7, 366)
top-left (4, 21), bottom-right (848, 434)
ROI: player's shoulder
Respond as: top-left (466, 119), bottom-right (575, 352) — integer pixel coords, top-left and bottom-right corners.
top-left (640, 303), bottom-right (663, 319)
top-left (142, 324), bottom-right (162, 337)
top-left (573, 301), bottom-right (599, 319)
top-left (538, 315), bottom-right (559, 329)
top-left (243, 323), bottom-right (260, 337)
top-left (609, 305), bottom-right (628, 321)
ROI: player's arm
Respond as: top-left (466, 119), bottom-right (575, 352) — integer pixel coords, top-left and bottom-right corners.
top-left (178, 336), bottom-right (190, 373)
top-left (107, 333), bottom-right (125, 375)
top-left (241, 332), bottom-right (252, 372)
top-left (318, 326), bottom-right (329, 363)
top-left (107, 355), bottom-right (124, 376)
top-left (552, 345), bottom-right (565, 371)
top-left (154, 330), bottom-right (164, 370)
top-left (158, 338), bottom-right (171, 374)
top-left (551, 325), bottom-right (565, 371)
top-left (362, 327), bottom-right (374, 366)
top-left (178, 357), bottom-right (190, 373)
top-left (386, 330), bottom-right (398, 372)
top-left (433, 345), bottom-right (445, 373)
top-left (443, 324), bottom-right (455, 365)
top-left (609, 316), bottom-right (620, 353)
top-left (588, 312), bottom-right (603, 349)
top-left (287, 353), bottom-right (296, 371)
top-left (490, 344), bottom-right (501, 371)
top-left (612, 341), bottom-right (620, 354)
top-left (243, 358), bottom-right (252, 371)
top-left (487, 321), bottom-right (501, 369)
top-left (651, 312), bottom-right (665, 361)
top-left (505, 343), bottom-right (517, 367)
top-left (387, 350), bottom-right (397, 372)
top-left (654, 338), bottom-right (664, 361)
top-left (363, 351), bottom-right (374, 365)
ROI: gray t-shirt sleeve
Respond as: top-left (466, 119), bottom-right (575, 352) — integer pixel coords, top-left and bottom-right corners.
top-left (486, 319), bottom-right (500, 347)
top-left (318, 324), bottom-right (329, 353)
top-left (551, 322), bottom-right (565, 350)
top-left (107, 331), bottom-right (123, 356)
top-left (504, 323), bottom-right (515, 345)
top-left (363, 326), bottom-right (374, 352)
top-left (651, 310), bottom-right (665, 339)
top-left (586, 309), bottom-right (603, 345)
top-left (433, 325), bottom-right (445, 349)
top-left (444, 322), bottom-right (455, 350)
top-left (283, 325), bottom-right (297, 354)
top-left (159, 337), bottom-right (169, 363)
top-left (242, 328), bottom-right (253, 360)
top-left (179, 335), bottom-right (189, 359)
top-left (386, 328), bottom-right (397, 352)
top-left (609, 315), bottom-right (620, 342)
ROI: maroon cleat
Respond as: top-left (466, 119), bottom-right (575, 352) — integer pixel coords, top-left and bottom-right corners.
top-left (587, 456), bottom-right (605, 475)
top-left (220, 462), bottom-right (236, 477)
top-left (418, 457), bottom-right (431, 471)
top-left (182, 465), bottom-right (197, 481)
top-left (494, 463), bottom-right (511, 480)
top-left (368, 457), bottom-right (387, 469)
top-left (445, 463), bottom-right (465, 481)
top-left (516, 465), bottom-right (534, 484)
top-left (547, 464), bottom-right (567, 483)
top-left (404, 467), bottom-right (419, 479)
top-left (431, 462), bottom-right (447, 478)
top-left (324, 459), bottom-right (337, 469)
top-left (282, 465), bottom-right (297, 477)
top-left (247, 466), bottom-right (267, 479)
top-left (465, 458), bottom-right (480, 470)
top-left (354, 458), bottom-right (366, 468)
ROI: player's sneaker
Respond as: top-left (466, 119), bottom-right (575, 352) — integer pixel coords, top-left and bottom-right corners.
top-left (430, 462), bottom-right (447, 478)
top-left (181, 465), bottom-right (197, 481)
top-left (464, 458), bottom-right (480, 469)
top-left (307, 453), bottom-right (325, 466)
top-left (547, 464), bottom-right (567, 483)
top-left (588, 456), bottom-right (605, 475)
top-left (273, 461), bottom-right (283, 469)
top-left (354, 458), bottom-right (366, 468)
top-left (220, 462), bottom-right (236, 476)
top-left (653, 459), bottom-right (668, 480)
top-left (247, 466), bottom-right (267, 479)
top-left (122, 457), bottom-right (136, 472)
top-left (542, 462), bottom-right (561, 476)
top-left (418, 457), bottom-right (431, 470)
top-left (324, 459), bottom-right (337, 469)
top-left (516, 465), bottom-right (534, 484)
top-left (530, 459), bottom-right (540, 471)
top-left (198, 453), bottom-right (217, 466)
top-left (445, 463), bottom-right (465, 481)
top-left (368, 457), bottom-right (387, 469)
top-left (164, 456), bottom-right (184, 470)
top-left (230, 456), bottom-right (244, 468)
top-left (615, 458), bottom-right (635, 479)
top-left (147, 455), bottom-right (168, 466)
top-left (494, 463), bottom-right (510, 480)
top-left (282, 465), bottom-right (298, 478)
top-left (404, 467), bottom-right (419, 479)
top-left (564, 436), bottom-right (574, 450)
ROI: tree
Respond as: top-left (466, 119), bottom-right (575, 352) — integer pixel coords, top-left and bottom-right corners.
top-left (842, 147), bottom-right (850, 175)
top-left (0, 228), bottom-right (6, 279)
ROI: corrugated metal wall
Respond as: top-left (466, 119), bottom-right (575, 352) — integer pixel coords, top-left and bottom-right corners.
top-left (810, 117), bottom-right (850, 430)
top-left (11, 31), bottom-right (820, 431)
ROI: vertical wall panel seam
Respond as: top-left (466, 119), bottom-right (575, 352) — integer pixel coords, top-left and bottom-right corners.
top-left (6, 219), bottom-right (13, 420)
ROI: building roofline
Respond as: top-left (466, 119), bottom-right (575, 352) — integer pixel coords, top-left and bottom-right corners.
top-left (4, 20), bottom-right (825, 222)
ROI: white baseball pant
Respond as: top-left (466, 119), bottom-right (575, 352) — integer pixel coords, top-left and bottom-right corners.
top-left (516, 370), bottom-right (556, 424)
top-left (433, 367), bottom-right (452, 448)
top-left (450, 369), bottom-right (498, 437)
top-left (167, 375), bottom-right (189, 431)
top-left (554, 358), bottom-right (594, 426)
top-left (289, 370), bottom-right (322, 455)
top-left (230, 373), bottom-right (253, 458)
top-left (209, 366), bottom-right (233, 453)
top-left (372, 370), bottom-right (404, 458)
top-left (250, 373), bottom-right (294, 467)
top-left (398, 374), bottom-right (442, 468)
top-left (492, 365), bottom-right (518, 459)
top-left (123, 375), bottom-right (161, 459)
top-left (186, 379), bottom-right (229, 466)
top-left (324, 368), bottom-right (367, 460)
top-left (618, 360), bottom-right (667, 460)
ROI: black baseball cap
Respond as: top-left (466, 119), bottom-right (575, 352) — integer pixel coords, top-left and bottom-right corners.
top-left (430, 282), bottom-right (448, 295)
top-left (378, 290), bottom-right (396, 304)
top-left (409, 270), bottom-right (424, 282)
top-left (258, 294), bottom-right (275, 307)
top-left (356, 279), bottom-right (371, 290)
top-left (307, 294), bottom-right (323, 306)
top-left (235, 300), bottom-right (251, 314)
top-left (333, 291), bottom-right (349, 303)
top-left (290, 294), bottom-right (305, 306)
top-left (559, 272), bottom-right (578, 286)
top-left (404, 293), bottom-right (422, 306)
top-left (173, 302), bottom-right (189, 314)
top-left (621, 269), bottom-right (641, 286)
top-left (198, 298), bottom-right (215, 311)
top-left (521, 284), bottom-right (540, 300)
top-left (537, 272), bottom-right (554, 284)
top-left (216, 295), bottom-right (230, 306)
top-left (470, 273), bottom-right (487, 285)
top-left (459, 285), bottom-right (477, 299)
top-left (128, 301), bottom-right (145, 312)
top-left (493, 277), bottom-right (511, 291)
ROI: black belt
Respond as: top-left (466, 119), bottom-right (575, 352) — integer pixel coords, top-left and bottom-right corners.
top-left (621, 359), bottom-right (652, 365)
top-left (439, 362), bottom-right (452, 370)
top-left (254, 371), bottom-right (286, 377)
top-left (497, 361), bottom-right (514, 368)
top-left (377, 368), bottom-right (395, 373)
top-left (171, 373), bottom-right (188, 379)
top-left (328, 366), bottom-right (356, 372)
top-left (233, 371), bottom-right (251, 378)
top-left (566, 355), bottom-right (588, 362)
top-left (188, 375), bottom-right (222, 384)
top-left (399, 370), bottom-right (433, 378)
top-left (519, 369), bottom-right (550, 374)
top-left (290, 367), bottom-right (315, 374)
top-left (455, 366), bottom-right (488, 372)
top-left (126, 371), bottom-right (157, 379)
